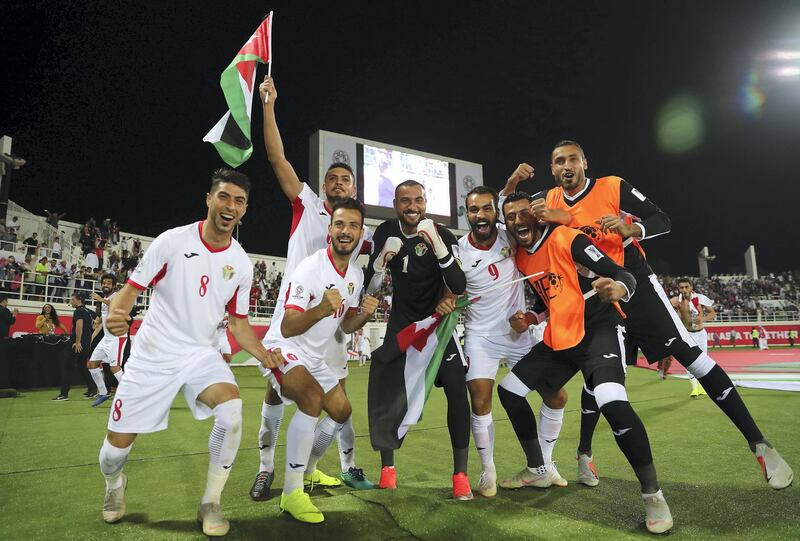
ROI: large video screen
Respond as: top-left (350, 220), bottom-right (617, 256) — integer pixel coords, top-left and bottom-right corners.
top-left (357, 143), bottom-right (457, 226)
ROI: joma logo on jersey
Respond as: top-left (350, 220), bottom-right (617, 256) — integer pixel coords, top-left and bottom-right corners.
top-left (579, 225), bottom-right (605, 245)
top-left (222, 265), bottom-right (235, 280)
top-left (531, 272), bottom-right (563, 306)
top-left (415, 242), bottom-right (428, 257)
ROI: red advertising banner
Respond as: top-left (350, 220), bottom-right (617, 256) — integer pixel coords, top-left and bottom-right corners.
top-left (705, 324), bottom-right (799, 347)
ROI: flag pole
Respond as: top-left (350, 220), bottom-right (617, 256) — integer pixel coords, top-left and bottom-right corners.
top-left (265, 11), bottom-right (274, 103)
top-left (468, 271), bottom-right (543, 304)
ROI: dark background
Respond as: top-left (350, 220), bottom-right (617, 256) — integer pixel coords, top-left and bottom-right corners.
top-left (3, 1), bottom-right (799, 275)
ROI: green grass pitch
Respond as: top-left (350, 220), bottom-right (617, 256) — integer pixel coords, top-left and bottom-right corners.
top-left (1, 365), bottom-right (798, 540)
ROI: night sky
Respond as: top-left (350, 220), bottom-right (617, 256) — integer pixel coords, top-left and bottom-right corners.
top-left (3, 1), bottom-right (799, 275)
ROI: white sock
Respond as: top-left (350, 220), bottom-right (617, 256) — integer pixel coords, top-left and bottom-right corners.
top-left (284, 410), bottom-right (318, 494)
top-left (202, 398), bottom-right (242, 505)
top-left (337, 416), bottom-right (356, 471)
top-left (258, 402), bottom-right (283, 473)
top-left (89, 368), bottom-right (107, 396)
top-left (99, 437), bottom-right (132, 490)
top-left (470, 412), bottom-right (495, 471)
top-left (306, 416), bottom-right (343, 474)
top-left (689, 376), bottom-right (700, 390)
top-left (538, 404), bottom-right (564, 464)
top-left (113, 370), bottom-right (123, 383)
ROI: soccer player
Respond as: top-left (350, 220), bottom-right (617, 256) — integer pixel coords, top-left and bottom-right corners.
top-left (670, 278), bottom-right (716, 397)
top-left (87, 274), bottom-right (126, 407)
top-left (250, 76), bottom-right (375, 501)
top-left (364, 180), bottom-right (472, 499)
top-left (263, 199), bottom-right (379, 523)
top-left (499, 193), bottom-right (673, 534)
top-left (503, 141), bottom-right (793, 489)
top-left (437, 185), bottom-right (567, 497)
top-left (97, 169), bottom-right (284, 536)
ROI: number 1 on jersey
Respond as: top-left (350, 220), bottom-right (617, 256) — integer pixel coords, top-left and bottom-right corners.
top-left (402, 255), bottom-right (409, 274)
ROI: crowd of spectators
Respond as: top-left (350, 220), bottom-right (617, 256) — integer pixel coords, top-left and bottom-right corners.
top-left (250, 260), bottom-right (283, 316)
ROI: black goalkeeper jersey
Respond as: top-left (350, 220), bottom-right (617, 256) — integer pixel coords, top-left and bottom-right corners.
top-left (365, 220), bottom-right (466, 333)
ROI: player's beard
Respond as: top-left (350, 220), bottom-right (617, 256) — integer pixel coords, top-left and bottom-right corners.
top-left (555, 169), bottom-right (585, 193)
top-left (331, 235), bottom-right (358, 257)
top-left (398, 208), bottom-right (424, 231)
top-left (469, 216), bottom-right (497, 243)
top-left (509, 216), bottom-right (540, 249)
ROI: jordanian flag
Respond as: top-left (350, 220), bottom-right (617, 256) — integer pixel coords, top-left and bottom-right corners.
top-left (203, 13), bottom-right (273, 167)
top-left (368, 296), bottom-right (471, 451)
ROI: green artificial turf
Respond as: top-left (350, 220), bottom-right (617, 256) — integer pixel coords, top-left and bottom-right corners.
top-left (1, 366), bottom-right (797, 540)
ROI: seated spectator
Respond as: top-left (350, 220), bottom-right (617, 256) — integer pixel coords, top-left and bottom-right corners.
top-left (36, 303), bottom-right (68, 335)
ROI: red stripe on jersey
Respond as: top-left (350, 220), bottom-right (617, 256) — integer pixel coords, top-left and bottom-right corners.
top-left (198, 221), bottom-right (232, 253)
top-left (226, 286), bottom-right (248, 318)
top-left (284, 282), bottom-right (292, 303)
top-left (359, 239), bottom-right (373, 255)
top-left (116, 337), bottom-right (126, 363)
top-left (285, 304), bottom-right (305, 312)
top-left (327, 246), bottom-right (348, 278)
top-left (127, 279), bottom-right (146, 291)
top-left (289, 197), bottom-right (305, 238)
top-left (149, 263), bottom-right (168, 288)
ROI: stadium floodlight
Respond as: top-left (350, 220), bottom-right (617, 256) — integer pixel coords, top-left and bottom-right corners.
top-left (697, 246), bottom-right (715, 278)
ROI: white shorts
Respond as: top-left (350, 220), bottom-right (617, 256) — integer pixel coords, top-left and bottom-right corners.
top-left (689, 329), bottom-right (708, 354)
top-left (464, 332), bottom-right (536, 382)
top-left (260, 340), bottom-right (340, 402)
top-left (107, 349), bottom-right (237, 434)
top-left (324, 329), bottom-right (349, 380)
top-left (90, 336), bottom-right (128, 367)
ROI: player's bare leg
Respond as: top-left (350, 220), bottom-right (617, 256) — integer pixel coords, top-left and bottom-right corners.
top-left (99, 431), bottom-right (136, 523)
top-left (468, 378), bottom-right (497, 497)
top-left (196, 382), bottom-right (243, 537)
top-left (538, 386), bottom-right (568, 487)
top-left (251, 385), bottom-right (283, 501)
top-left (279, 366), bottom-right (326, 523)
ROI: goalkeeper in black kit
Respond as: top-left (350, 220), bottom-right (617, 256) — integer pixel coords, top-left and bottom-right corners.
top-left (364, 180), bottom-right (473, 500)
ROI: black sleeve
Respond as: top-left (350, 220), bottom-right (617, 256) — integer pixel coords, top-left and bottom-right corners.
top-left (363, 222), bottom-right (388, 290)
top-left (570, 234), bottom-right (637, 299)
top-left (437, 225), bottom-right (466, 295)
top-left (618, 179), bottom-right (671, 240)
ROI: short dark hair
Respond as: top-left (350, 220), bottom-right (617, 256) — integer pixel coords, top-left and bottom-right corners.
top-left (0, 294), bottom-right (7, 304)
top-left (101, 273), bottom-right (117, 286)
top-left (553, 139), bottom-right (585, 158)
top-left (72, 291), bottom-right (86, 303)
top-left (678, 277), bottom-right (693, 286)
top-left (210, 168), bottom-right (251, 197)
top-left (501, 191), bottom-right (533, 214)
top-left (330, 198), bottom-right (365, 226)
top-left (466, 185), bottom-right (499, 209)
top-left (326, 162), bottom-right (354, 179)
top-left (395, 180), bottom-right (425, 198)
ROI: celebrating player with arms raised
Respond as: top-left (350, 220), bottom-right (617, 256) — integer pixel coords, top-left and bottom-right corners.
top-left (499, 192), bottom-right (673, 534)
top-left (437, 185), bottom-right (567, 497)
top-left (262, 199), bottom-right (379, 523)
top-left (504, 141), bottom-right (792, 490)
top-left (98, 169), bottom-right (284, 536)
top-left (251, 76), bottom-right (374, 502)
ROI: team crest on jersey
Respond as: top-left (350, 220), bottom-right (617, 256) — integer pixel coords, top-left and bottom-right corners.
top-left (415, 242), bottom-right (428, 257)
top-left (348, 282), bottom-right (355, 295)
top-left (222, 265), bottom-right (235, 280)
top-left (578, 225), bottom-right (605, 244)
top-left (500, 246), bottom-right (512, 258)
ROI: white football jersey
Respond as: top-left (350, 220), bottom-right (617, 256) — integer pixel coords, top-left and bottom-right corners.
top-left (277, 183), bottom-right (372, 305)
top-left (689, 292), bottom-right (713, 327)
top-left (458, 226), bottom-right (528, 337)
top-left (127, 221), bottom-right (252, 366)
top-left (100, 291), bottom-right (118, 336)
top-left (266, 247), bottom-right (363, 363)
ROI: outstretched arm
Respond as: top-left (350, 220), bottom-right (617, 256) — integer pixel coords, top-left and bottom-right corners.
top-left (258, 76), bottom-right (303, 201)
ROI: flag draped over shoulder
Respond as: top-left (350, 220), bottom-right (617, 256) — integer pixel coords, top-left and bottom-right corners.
top-left (203, 13), bottom-right (272, 167)
top-left (368, 295), bottom-right (471, 451)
